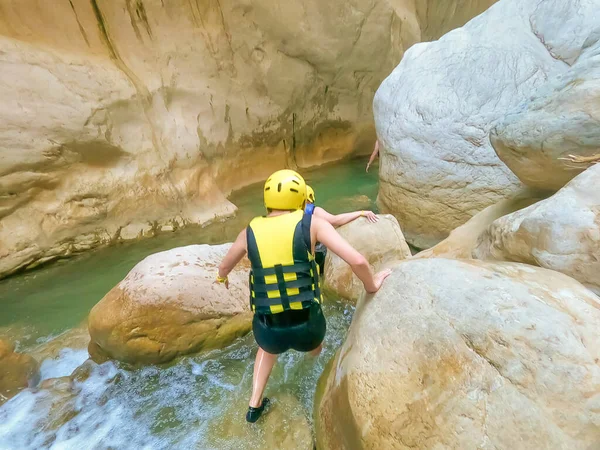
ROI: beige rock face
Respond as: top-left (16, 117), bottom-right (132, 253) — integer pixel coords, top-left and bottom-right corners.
top-left (315, 259), bottom-right (600, 450)
top-left (374, 0), bottom-right (597, 248)
top-left (0, 339), bottom-right (40, 404)
top-left (415, 0), bottom-right (499, 41)
top-left (0, 0), bottom-right (497, 279)
top-left (474, 164), bottom-right (600, 296)
top-left (88, 244), bottom-right (252, 365)
top-left (415, 189), bottom-right (547, 259)
top-left (490, 3), bottom-right (600, 191)
top-left (323, 215), bottom-right (411, 302)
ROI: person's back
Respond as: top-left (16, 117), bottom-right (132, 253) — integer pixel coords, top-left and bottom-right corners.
top-left (215, 169), bottom-right (391, 424)
top-left (246, 208), bottom-right (326, 357)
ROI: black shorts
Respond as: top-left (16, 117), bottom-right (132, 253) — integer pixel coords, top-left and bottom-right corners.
top-left (252, 302), bottom-right (326, 355)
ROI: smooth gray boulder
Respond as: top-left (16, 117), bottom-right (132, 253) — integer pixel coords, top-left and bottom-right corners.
top-left (374, 0), bottom-right (598, 248)
top-left (491, 38), bottom-right (600, 190)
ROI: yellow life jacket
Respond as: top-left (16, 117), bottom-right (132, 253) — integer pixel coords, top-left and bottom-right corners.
top-left (246, 209), bottom-right (322, 314)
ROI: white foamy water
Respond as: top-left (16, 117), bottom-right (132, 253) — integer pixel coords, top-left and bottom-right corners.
top-left (39, 349), bottom-right (90, 382)
top-left (0, 301), bottom-right (354, 450)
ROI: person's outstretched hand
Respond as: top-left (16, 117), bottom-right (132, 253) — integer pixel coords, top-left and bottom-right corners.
top-left (366, 163), bottom-right (371, 173)
top-left (372, 268), bottom-right (392, 292)
top-left (364, 211), bottom-right (378, 223)
top-left (214, 278), bottom-right (230, 289)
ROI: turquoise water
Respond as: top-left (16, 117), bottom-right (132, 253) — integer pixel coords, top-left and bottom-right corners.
top-left (0, 158), bottom-right (378, 449)
top-left (0, 158), bottom-right (378, 348)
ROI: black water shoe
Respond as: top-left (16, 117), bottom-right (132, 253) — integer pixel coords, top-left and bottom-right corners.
top-left (246, 398), bottom-right (270, 423)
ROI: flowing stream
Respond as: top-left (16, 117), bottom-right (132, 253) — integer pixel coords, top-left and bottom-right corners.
top-left (0, 159), bottom-right (378, 449)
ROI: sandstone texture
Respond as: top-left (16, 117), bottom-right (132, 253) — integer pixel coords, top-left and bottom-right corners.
top-left (415, 189), bottom-right (547, 259)
top-left (490, 2), bottom-right (600, 190)
top-left (0, 339), bottom-right (40, 404)
top-left (374, 0), bottom-right (598, 248)
top-left (0, 0), bottom-right (493, 278)
top-left (475, 164), bottom-right (600, 296)
top-left (88, 244), bottom-right (252, 364)
top-left (323, 214), bottom-right (411, 303)
top-left (315, 259), bottom-right (600, 450)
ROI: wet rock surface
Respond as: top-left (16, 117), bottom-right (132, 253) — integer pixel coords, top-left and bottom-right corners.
top-left (474, 164), bottom-right (600, 295)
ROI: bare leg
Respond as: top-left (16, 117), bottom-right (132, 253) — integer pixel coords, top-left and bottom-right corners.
top-left (309, 343), bottom-right (323, 357)
top-left (249, 348), bottom-right (277, 408)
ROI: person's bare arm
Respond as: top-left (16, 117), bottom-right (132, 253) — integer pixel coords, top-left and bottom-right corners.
top-left (314, 207), bottom-right (378, 227)
top-left (217, 229), bottom-right (247, 288)
top-left (313, 217), bottom-right (390, 293)
top-left (366, 140), bottom-right (380, 172)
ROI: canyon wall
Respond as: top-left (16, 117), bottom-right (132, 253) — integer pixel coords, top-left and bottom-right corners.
top-left (0, 0), bottom-right (496, 277)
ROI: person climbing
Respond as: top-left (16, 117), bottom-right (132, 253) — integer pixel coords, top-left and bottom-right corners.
top-left (215, 169), bottom-right (391, 423)
top-left (366, 139), bottom-right (379, 172)
top-left (305, 184), bottom-right (378, 275)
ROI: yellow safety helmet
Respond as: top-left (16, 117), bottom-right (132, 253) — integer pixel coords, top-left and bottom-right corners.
top-left (263, 169), bottom-right (307, 211)
top-left (306, 185), bottom-right (315, 204)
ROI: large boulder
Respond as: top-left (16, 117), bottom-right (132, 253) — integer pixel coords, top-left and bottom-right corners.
top-left (315, 259), bottom-right (600, 450)
top-left (323, 215), bottom-right (411, 303)
top-left (0, 339), bottom-right (40, 404)
top-left (88, 244), bottom-right (252, 365)
top-left (0, 0), bottom-right (493, 278)
top-left (474, 164), bottom-right (600, 296)
top-left (415, 189), bottom-right (547, 259)
top-left (490, 3), bottom-right (600, 191)
top-left (374, 0), bottom-right (596, 248)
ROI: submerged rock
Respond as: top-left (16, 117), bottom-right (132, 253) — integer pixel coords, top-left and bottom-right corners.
top-left (28, 322), bottom-right (90, 363)
top-left (323, 215), bottom-right (411, 303)
top-left (0, 339), bottom-right (40, 404)
top-left (34, 376), bottom-right (81, 432)
top-left (205, 393), bottom-right (313, 450)
top-left (374, 0), bottom-right (598, 247)
top-left (88, 244), bottom-right (252, 365)
top-left (315, 259), bottom-right (600, 450)
top-left (474, 164), bottom-right (600, 295)
top-left (0, 358), bottom-right (119, 448)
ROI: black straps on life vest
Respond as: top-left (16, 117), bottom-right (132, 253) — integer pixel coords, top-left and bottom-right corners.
top-left (246, 212), bottom-right (321, 314)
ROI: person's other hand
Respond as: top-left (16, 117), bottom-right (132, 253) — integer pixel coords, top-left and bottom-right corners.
top-left (366, 163), bottom-right (370, 173)
top-left (364, 211), bottom-right (378, 223)
top-left (215, 277), bottom-right (229, 289)
top-left (372, 269), bottom-right (392, 292)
